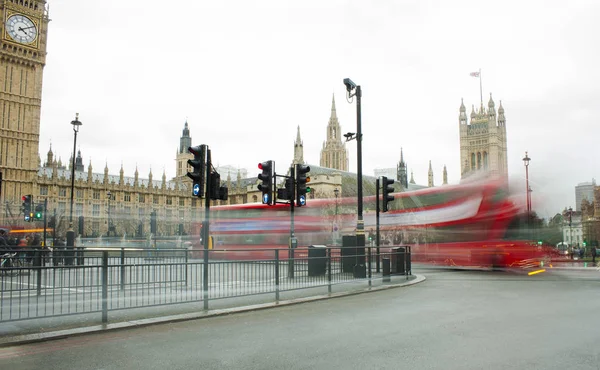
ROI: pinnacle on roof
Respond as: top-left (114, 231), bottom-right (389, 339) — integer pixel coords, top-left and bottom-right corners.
top-left (295, 125), bottom-right (302, 144)
top-left (498, 100), bottom-right (504, 114)
top-left (459, 98), bottom-right (466, 112)
top-left (488, 93), bottom-right (495, 108)
top-left (330, 93), bottom-right (337, 119)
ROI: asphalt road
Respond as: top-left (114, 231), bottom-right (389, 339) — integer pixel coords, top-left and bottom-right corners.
top-left (2, 266), bottom-right (600, 370)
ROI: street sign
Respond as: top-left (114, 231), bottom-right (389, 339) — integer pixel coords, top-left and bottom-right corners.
top-left (262, 193), bottom-right (270, 204)
top-left (298, 195), bottom-right (306, 206)
top-left (193, 183), bottom-right (200, 197)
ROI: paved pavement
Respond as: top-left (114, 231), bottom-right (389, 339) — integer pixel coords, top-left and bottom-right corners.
top-left (2, 265), bottom-right (600, 369)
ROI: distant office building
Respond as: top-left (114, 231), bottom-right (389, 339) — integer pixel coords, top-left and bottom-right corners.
top-left (576, 180), bottom-right (596, 211)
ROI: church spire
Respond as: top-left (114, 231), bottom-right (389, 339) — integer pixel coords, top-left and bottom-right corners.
top-left (443, 165), bottom-right (448, 185)
top-left (330, 93), bottom-right (337, 119)
top-left (397, 147), bottom-right (408, 189)
top-left (293, 125), bottom-right (304, 165)
top-left (46, 143), bottom-right (53, 167)
top-left (320, 94), bottom-right (349, 171)
top-left (428, 160), bottom-right (434, 187)
top-left (179, 120), bottom-right (192, 154)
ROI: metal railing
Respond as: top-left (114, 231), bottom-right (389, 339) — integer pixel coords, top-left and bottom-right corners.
top-left (0, 246), bottom-right (411, 324)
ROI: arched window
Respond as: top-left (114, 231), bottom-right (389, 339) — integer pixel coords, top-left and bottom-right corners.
top-left (477, 152), bottom-right (482, 169)
top-left (470, 153), bottom-right (476, 170)
top-left (483, 152), bottom-right (488, 169)
top-left (252, 195), bottom-right (257, 203)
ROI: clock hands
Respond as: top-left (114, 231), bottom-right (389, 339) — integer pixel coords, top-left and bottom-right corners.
top-left (20, 25), bottom-right (36, 30)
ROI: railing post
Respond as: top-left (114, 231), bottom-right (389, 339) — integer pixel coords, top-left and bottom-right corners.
top-left (327, 248), bottom-right (332, 294)
top-left (102, 250), bottom-right (108, 324)
top-left (184, 249), bottom-right (188, 287)
top-left (35, 250), bottom-right (42, 296)
top-left (120, 247), bottom-right (125, 291)
top-left (275, 249), bottom-right (280, 302)
top-left (368, 245), bottom-right (372, 287)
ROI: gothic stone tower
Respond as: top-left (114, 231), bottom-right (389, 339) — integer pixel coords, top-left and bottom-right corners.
top-left (459, 94), bottom-right (508, 179)
top-left (0, 0), bottom-right (49, 215)
top-left (396, 147), bottom-right (408, 189)
top-left (320, 94), bottom-right (348, 171)
top-left (293, 125), bottom-right (304, 165)
top-left (175, 121), bottom-right (192, 181)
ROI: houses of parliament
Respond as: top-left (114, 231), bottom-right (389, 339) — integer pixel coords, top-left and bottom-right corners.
top-left (0, 1), bottom-right (514, 238)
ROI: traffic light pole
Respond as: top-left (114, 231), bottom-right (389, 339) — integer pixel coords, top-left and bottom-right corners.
top-left (376, 177), bottom-right (380, 273)
top-left (203, 147), bottom-right (211, 310)
top-left (289, 166), bottom-right (295, 278)
top-left (43, 198), bottom-right (48, 247)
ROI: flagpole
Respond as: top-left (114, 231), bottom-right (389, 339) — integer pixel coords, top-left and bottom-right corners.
top-left (479, 68), bottom-right (483, 108)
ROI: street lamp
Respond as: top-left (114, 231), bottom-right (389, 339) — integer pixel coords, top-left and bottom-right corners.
top-left (343, 78), bottom-right (365, 275)
top-left (69, 113), bottom-right (82, 227)
top-left (66, 113), bottom-right (82, 262)
top-left (107, 191), bottom-right (112, 237)
top-left (568, 206), bottom-right (573, 251)
top-left (522, 151), bottom-right (531, 234)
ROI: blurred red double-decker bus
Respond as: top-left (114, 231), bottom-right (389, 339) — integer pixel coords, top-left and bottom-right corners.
top-left (189, 176), bottom-right (548, 268)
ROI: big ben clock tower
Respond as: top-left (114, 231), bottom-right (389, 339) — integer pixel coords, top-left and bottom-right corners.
top-left (0, 0), bottom-right (49, 223)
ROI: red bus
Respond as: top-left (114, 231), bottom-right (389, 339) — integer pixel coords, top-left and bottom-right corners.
top-left (190, 176), bottom-right (548, 268)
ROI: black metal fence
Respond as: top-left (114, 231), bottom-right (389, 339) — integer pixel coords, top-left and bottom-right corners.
top-left (0, 246), bottom-right (411, 324)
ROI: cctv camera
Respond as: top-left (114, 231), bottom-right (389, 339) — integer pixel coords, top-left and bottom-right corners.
top-left (343, 78), bottom-right (357, 92)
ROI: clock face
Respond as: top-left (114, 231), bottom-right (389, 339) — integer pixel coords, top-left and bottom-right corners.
top-left (5, 14), bottom-right (38, 44)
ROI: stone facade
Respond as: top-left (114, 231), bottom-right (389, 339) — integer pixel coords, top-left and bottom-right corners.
top-left (0, 0), bottom-right (49, 222)
top-left (459, 94), bottom-right (508, 180)
top-left (320, 94), bottom-right (348, 171)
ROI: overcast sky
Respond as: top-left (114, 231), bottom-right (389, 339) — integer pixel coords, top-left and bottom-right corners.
top-left (39, 0), bottom-right (600, 219)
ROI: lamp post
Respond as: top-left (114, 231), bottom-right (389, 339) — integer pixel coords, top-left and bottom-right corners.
top-left (343, 78), bottom-right (365, 277)
top-left (568, 206), bottom-right (573, 253)
top-left (522, 151), bottom-right (531, 234)
top-left (69, 113), bottom-right (82, 227)
top-left (66, 113), bottom-right (82, 265)
top-left (107, 191), bottom-right (112, 237)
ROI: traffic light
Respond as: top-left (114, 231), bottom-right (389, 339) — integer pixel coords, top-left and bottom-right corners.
top-left (583, 240), bottom-right (587, 247)
top-left (382, 176), bottom-right (395, 212)
top-left (295, 164), bottom-right (310, 207)
top-left (34, 204), bottom-right (43, 220)
top-left (209, 172), bottom-right (229, 201)
top-left (209, 172), bottom-right (221, 200)
top-left (277, 177), bottom-right (294, 201)
top-left (22, 195), bottom-right (32, 222)
top-left (258, 161), bottom-right (273, 205)
top-left (187, 145), bottom-right (206, 198)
